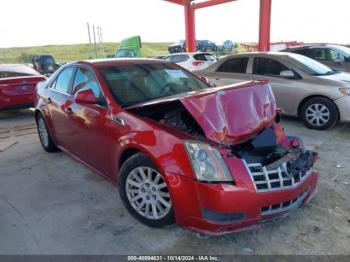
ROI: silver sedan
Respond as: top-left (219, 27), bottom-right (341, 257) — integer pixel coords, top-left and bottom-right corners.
top-left (196, 52), bottom-right (350, 130)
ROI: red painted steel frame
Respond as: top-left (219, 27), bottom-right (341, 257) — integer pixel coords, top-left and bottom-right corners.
top-left (165, 0), bottom-right (272, 52)
top-left (259, 0), bottom-right (272, 51)
top-left (184, 5), bottom-right (196, 52)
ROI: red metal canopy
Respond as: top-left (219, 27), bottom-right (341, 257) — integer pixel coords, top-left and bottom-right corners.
top-left (164, 0), bottom-right (272, 52)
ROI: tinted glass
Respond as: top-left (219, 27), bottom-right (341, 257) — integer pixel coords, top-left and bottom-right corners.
top-left (73, 67), bottom-right (102, 99)
top-left (217, 58), bottom-right (249, 73)
top-left (253, 58), bottom-right (289, 76)
top-left (293, 49), bottom-right (312, 57)
top-left (170, 55), bottom-right (189, 63)
top-left (193, 53), bottom-right (216, 61)
top-left (98, 63), bottom-right (208, 107)
top-left (312, 48), bottom-right (329, 61)
top-left (333, 45), bottom-right (350, 57)
top-left (54, 67), bottom-right (75, 93)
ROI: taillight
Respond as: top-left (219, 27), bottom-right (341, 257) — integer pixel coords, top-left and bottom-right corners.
top-left (192, 61), bottom-right (204, 67)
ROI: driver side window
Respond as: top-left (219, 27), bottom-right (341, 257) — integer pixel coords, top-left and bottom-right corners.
top-left (73, 67), bottom-right (104, 101)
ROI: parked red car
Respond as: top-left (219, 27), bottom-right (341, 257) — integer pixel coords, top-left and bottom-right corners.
top-left (35, 59), bottom-right (318, 235)
top-left (0, 64), bottom-right (46, 110)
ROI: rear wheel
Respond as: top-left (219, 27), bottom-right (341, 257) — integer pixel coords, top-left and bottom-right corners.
top-left (36, 113), bottom-right (59, 152)
top-left (300, 97), bottom-right (338, 130)
top-left (119, 153), bottom-right (175, 227)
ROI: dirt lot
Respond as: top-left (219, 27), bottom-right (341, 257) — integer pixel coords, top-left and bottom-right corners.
top-left (0, 109), bottom-right (349, 255)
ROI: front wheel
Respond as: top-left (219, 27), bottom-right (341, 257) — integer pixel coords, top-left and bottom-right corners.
top-left (300, 97), bottom-right (338, 130)
top-left (118, 153), bottom-right (175, 227)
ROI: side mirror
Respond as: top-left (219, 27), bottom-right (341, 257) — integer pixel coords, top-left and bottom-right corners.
top-left (74, 88), bottom-right (99, 104)
top-left (280, 70), bottom-right (295, 79)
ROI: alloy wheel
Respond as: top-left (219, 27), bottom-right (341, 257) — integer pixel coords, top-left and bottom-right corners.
top-left (125, 167), bottom-right (171, 220)
top-left (38, 118), bottom-right (49, 147)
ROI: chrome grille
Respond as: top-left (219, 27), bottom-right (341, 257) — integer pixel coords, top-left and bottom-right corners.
top-left (261, 189), bottom-right (309, 216)
top-left (246, 162), bottom-right (312, 192)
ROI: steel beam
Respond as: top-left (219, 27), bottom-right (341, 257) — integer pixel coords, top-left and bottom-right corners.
top-left (258, 0), bottom-right (272, 51)
top-left (184, 5), bottom-right (196, 52)
top-left (193, 0), bottom-right (236, 10)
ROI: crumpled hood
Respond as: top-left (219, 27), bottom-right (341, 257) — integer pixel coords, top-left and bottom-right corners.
top-left (180, 80), bottom-right (277, 144)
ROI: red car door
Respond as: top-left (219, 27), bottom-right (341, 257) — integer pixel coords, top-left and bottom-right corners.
top-left (45, 67), bottom-right (76, 148)
top-left (62, 66), bottom-right (119, 178)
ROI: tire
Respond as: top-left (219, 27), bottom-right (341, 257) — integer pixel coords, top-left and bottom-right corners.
top-left (300, 97), bottom-right (338, 130)
top-left (36, 113), bottom-right (59, 152)
top-left (118, 153), bottom-right (175, 227)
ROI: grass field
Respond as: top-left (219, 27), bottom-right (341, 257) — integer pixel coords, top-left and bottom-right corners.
top-left (0, 42), bottom-right (172, 64)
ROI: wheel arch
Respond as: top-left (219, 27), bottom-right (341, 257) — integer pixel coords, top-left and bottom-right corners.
top-left (118, 147), bottom-right (141, 169)
top-left (297, 94), bottom-right (340, 120)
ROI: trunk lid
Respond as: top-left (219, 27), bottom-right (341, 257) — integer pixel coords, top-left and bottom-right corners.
top-left (0, 76), bottom-right (46, 97)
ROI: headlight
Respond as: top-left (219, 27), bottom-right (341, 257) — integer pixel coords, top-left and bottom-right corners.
top-left (184, 141), bottom-right (233, 182)
top-left (339, 88), bottom-right (350, 96)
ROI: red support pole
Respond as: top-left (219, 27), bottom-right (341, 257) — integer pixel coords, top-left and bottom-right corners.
top-left (184, 4), bottom-right (196, 52)
top-left (258, 0), bottom-right (272, 52)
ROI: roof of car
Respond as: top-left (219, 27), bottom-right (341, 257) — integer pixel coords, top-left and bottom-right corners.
top-left (224, 52), bottom-right (292, 57)
top-left (283, 44), bottom-right (347, 50)
top-left (73, 58), bottom-right (169, 67)
top-left (166, 52), bottom-right (213, 56)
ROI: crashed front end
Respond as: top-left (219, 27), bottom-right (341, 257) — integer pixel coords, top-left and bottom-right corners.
top-left (129, 80), bottom-right (318, 235)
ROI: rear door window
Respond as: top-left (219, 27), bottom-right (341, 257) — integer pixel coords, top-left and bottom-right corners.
top-left (193, 53), bottom-right (216, 62)
top-left (217, 58), bottom-right (249, 73)
top-left (253, 58), bottom-right (289, 76)
top-left (53, 67), bottom-right (75, 93)
top-left (170, 55), bottom-right (190, 63)
top-left (293, 48), bottom-right (313, 57)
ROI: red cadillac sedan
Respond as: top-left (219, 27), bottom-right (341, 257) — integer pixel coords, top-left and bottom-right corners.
top-left (35, 59), bottom-right (318, 235)
top-left (0, 64), bottom-right (46, 110)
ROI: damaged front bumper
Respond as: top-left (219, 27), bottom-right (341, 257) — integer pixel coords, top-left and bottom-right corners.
top-left (170, 155), bottom-right (318, 236)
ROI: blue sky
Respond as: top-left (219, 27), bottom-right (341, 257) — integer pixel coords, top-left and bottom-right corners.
top-left (0, 0), bottom-right (349, 47)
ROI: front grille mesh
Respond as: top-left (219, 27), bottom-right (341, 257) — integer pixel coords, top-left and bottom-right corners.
top-left (261, 189), bottom-right (309, 216)
top-left (246, 162), bottom-right (312, 192)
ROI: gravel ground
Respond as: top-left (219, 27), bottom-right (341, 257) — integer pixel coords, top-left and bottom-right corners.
top-left (0, 109), bottom-right (349, 255)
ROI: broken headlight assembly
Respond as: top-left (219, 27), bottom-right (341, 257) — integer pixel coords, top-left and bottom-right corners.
top-left (184, 141), bottom-right (233, 182)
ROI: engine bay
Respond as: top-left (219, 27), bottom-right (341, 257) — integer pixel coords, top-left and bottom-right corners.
top-left (129, 101), bottom-right (205, 138)
top-left (129, 100), bottom-right (315, 176)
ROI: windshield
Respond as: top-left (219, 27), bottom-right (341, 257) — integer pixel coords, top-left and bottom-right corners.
top-left (98, 62), bottom-right (208, 107)
top-left (286, 53), bottom-right (336, 76)
top-left (333, 45), bottom-right (350, 57)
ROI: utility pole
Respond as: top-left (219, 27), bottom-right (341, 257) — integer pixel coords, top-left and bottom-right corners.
top-left (93, 24), bottom-right (98, 58)
top-left (87, 22), bottom-right (92, 59)
top-left (99, 27), bottom-right (104, 57)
